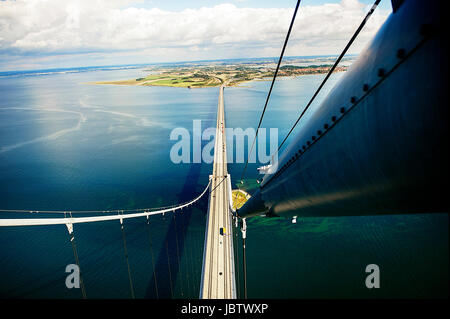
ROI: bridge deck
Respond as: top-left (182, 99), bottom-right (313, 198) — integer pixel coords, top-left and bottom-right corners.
top-left (200, 86), bottom-right (236, 299)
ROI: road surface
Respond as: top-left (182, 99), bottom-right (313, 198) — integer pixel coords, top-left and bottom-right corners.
top-left (200, 85), bottom-right (236, 299)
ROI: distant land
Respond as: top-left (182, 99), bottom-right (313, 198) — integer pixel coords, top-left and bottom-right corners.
top-left (90, 56), bottom-right (354, 88)
top-left (0, 56), bottom-right (356, 87)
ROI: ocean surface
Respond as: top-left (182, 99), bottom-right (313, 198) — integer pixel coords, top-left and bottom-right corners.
top-left (0, 66), bottom-right (448, 298)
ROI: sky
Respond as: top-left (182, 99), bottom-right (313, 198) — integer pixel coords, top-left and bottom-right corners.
top-left (0, 0), bottom-right (392, 71)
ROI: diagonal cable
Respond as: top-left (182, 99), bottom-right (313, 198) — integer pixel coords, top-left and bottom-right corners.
top-left (276, 0), bottom-right (381, 153)
top-left (238, 0), bottom-right (301, 184)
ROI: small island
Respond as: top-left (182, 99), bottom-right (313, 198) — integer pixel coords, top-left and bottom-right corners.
top-left (232, 189), bottom-right (251, 210)
top-left (91, 57), bottom-right (351, 88)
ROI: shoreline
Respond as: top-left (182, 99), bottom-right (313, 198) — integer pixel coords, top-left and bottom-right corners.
top-left (88, 65), bottom-right (348, 89)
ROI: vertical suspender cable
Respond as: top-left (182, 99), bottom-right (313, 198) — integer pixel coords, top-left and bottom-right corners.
top-left (180, 211), bottom-right (189, 297)
top-left (146, 215), bottom-right (159, 299)
top-left (242, 237), bottom-right (247, 299)
top-left (234, 217), bottom-right (241, 298)
top-left (65, 212), bottom-right (87, 299)
top-left (165, 240), bottom-right (174, 298)
top-left (188, 214), bottom-right (196, 297)
top-left (180, 210), bottom-right (193, 297)
top-left (191, 212), bottom-right (202, 293)
top-left (196, 221), bottom-right (203, 294)
top-left (69, 236), bottom-right (87, 299)
top-left (241, 218), bottom-right (247, 299)
top-left (172, 213), bottom-right (184, 297)
top-left (119, 214), bottom-right (135, 299)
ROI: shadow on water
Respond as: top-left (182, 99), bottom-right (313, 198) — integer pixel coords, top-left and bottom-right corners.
top-left (144, 163), bottom-right (208, 299)
top-left (145, 93), bottom-right (217, 299)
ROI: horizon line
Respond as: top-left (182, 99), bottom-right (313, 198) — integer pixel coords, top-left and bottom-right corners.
top-left (0, 54), bottom-right (358, 74)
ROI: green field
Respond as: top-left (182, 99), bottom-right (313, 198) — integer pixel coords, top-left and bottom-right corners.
top-left (90, 63), bottom-right (347, 88)
top-left (94, 72), bottom-right (223, 88)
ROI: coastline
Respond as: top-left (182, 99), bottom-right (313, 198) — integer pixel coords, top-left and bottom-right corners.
top-left (88, 65), bottom-right (348, 89)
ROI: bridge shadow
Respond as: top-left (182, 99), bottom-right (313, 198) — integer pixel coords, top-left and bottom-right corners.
top-left (145, 96), bottom-right (217, 299)
top-left (145, 162), bottom-right (209, 299)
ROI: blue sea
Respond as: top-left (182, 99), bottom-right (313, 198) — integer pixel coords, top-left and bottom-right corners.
top-left (0, 65), bottom-right (448, 298)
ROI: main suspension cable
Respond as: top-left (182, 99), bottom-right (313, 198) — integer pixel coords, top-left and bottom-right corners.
top-left (276, 0), bottom-right (381, 153)
top-left (238, 0), bottom-right (301, 185)
top-left (0, 180), bottom-right (211, 215)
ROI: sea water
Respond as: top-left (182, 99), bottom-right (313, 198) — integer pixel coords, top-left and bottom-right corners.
top-left (0, 66), bottom-right (447, 298)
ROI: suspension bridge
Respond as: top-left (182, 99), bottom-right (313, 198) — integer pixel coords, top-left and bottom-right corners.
top-left (0, 83), bottom-right (239, 299)
top-left (200, 85), bottom-right (236, 299)
top-left (0, 0), bottom-right (447, 299)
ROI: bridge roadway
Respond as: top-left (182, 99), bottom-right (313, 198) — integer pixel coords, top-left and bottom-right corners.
top-left (200, 85), bottom-right (236, 299)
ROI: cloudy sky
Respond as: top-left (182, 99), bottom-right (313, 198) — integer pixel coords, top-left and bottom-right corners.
top-left (0, 0), bottom-right (391, 71)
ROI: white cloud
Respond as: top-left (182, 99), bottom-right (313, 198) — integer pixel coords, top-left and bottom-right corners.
top-left (0, 0), bottom-right (389, 66)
